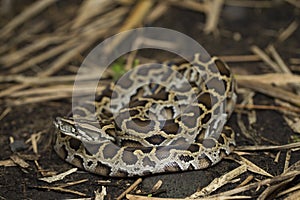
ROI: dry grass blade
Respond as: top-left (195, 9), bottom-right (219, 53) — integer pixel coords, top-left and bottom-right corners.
top-left (277, 20), bottom-right (299, 42)
top-left (224, 0), bottom-right (274, 8)
top-left (251, 45), bottom-right (281, 73)
top-left (204, 0), bottom-right (224, 34)
top-left (237, 80), bottom-right (300, 106)
top-left (0, 0), bottom-right (57, 38)
top-left (189, 165), bottom-right (248, 198)
top-left (236, 142), bottom-right (300, 151)
top-left (210, 165), bottom-right (300, 198)
top-left (116, 178), bottom-right (142, 200)
top-left (0, 35), bottom-right (69, 68)
top-left (236, 73), bottom-right (300, 86)
top-left (30, 185), bottom-right (87, 197)
top-left (71, 0), bottom-right (114, 29)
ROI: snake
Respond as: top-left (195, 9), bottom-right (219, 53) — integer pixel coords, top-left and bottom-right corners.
top-left (54, 54), bottom-right (237, 177)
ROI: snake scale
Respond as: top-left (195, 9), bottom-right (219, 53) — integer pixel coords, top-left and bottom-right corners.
top-left (54, 54), bottom-right (237, 177)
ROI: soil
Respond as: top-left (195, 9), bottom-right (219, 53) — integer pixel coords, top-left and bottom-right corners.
top-left (0, 1), bottom-right (300, 199)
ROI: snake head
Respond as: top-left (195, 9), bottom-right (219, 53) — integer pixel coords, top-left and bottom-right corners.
top-left (54, 117), bottom-right (78, 137)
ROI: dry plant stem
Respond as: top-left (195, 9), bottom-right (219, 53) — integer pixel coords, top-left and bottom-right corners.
top-left (224, 0), bottom-right (273, 8)
top-left (276, 183), bottom-right (300, 198)
top-left (0, 107), bottom-right (11, 121)
top-left (277, 20), bottom-right (299, 42)
top-left (116, 178), bottom-right (142, 200)
top-left (283, 150), bottom-right (291, 173)
top-left (204, 0), bottom-right (224, 34)
top-left (211, 170), bottom-right (300, 198)
top-left (235, 104), bottom-right (300, 114)
top-left (236, 142), bottom-right (300, 151)
top-left (236, 73), bottom-right (300, 85)
top-left (237, 80), bottom-right (300, 106)
top-left (126, 194), bottom-right (251, 200)
top-left (10, 40), bottom-right (78, 73)
top-left (106, 0), bottom-right (154, 52)
top-left (267, 45), bottom-right (291, 73)
top-left (145, 2), bottom-right (169, 24)
top-left (236, 175), bottom-right (254, 188)
top-left (251, 46), bottom-right (281, 73)
top-left (258, 178), bottom-right (293, 200)
top-left (239, 156), bottom-right (273, 177)
top-left (1, 35), bottom-right (69, 68)
top-left (11, 93), bottom-right (71, 106)
top-left (189, 165), bottom-right (248, 198)
top-left (57, 179), bottom-right (89, 188)
top-left (31, 185), bottom-right (86, 197)
top-left (0, 0), bottom-right (57, 38)
top-left (218, 55), bottom-right (261, 62)
top-left (166, 0), bottom-right (207, 13)
top-left (71, 0), bottom-right (114, 29)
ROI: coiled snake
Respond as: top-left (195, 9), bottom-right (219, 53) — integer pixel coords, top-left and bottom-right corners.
top-left (54, 54), bottom-right (236, 177)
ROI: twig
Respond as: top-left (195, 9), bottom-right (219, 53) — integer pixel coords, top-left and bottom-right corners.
top-left (236, 73), bottom-right (300, 86)
top-left (237, 80), bottom-right (300, 106)
top-left (250, 46), bottom-right (281, 73)
top-left (224, 0), bottom-right (273, 8)
top-left (116, 178), bottom-right (142, 200)
top-left (277, 20), bottom-right (298, 42)
top-left (0, 0), bottom-right (57, 38)
top-left (236, 142), bottom-right (300, 151)
top-left (218, 55), bottom-right (261, 62)
top-left (204, 0), bottom-right (224, 34)
top-left (30, 185), bottom-right (87, 197)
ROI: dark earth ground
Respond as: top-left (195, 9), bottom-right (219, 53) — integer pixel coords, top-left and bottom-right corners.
top-left (1, 1), bottom-right (300, 199)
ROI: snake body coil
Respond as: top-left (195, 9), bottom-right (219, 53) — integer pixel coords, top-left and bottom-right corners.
top-left (54, 54), bottom-right (236, 177)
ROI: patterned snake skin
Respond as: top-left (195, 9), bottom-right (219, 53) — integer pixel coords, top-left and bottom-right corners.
top-left (54, 54), bottom-right (236, 177)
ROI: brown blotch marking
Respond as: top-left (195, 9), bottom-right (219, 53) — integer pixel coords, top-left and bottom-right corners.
top-left (198, 93), bottom-right (212, 109)
top-left (142, 157), bottom-right (156, 167)
top-left (222, 127), bottom-right (234, 138)
top-left (195, 128), bottom-right (206, 143)
top-left (202, 138), bottom-right (216, 149)
top-left (129, 99), bottom-right (148, 108)
top-left (122, 150), bottom-right (138, 165)
top-left (201, 112), bottom-right (211, 125)
top-left (83, 142), bottom-right (101, 156)
top-left (214, 59), bottom-right (230, 77)
top-left (145, 134), bottom-right (166, 145)
top-left (188, 144), bottom-right (200, 153)
top-left (69, 138), bottom-right (82, 151)
top-left (102, 143), bottom-right (119, 159)
top-left (94, 162), bottom-right (111, 176)
top-left (117, 73), bottom-right (133, 89)
top-left (126, 118), bottom-right (154, 133)
top-left (179, 154), bottom-right (194, 162)
top-left (160, 119), bottom-right (179, 135)
top-left (71, 155), bottom-right (85, 169)
top-left (155, 146), bottom-right (172, 160)
top-left (151, 90), bottom-right (169, 101)
top-left (169, 138), bottom-right (190, 149)
top-left (95, 87), bottom-right (113, 101)
top-left (181, 115), bottom-right (198, 129)
top-left (217, 134), bottom-right (225, 144)
top-left (120, 140), bottom-right (144, 148)
top-left (164, 162), bottom-right (181, 172)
